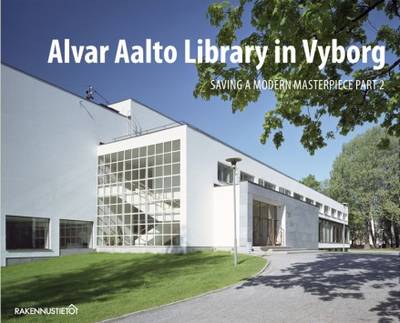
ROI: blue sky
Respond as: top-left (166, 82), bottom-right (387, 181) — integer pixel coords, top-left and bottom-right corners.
top-left (3, 0), bottom-right (386, 181)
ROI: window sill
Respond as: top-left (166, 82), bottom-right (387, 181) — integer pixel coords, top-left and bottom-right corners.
top-left (6, 249), bottom-right (53, 253)
top-left (60, 247), bottom-right (90, 250)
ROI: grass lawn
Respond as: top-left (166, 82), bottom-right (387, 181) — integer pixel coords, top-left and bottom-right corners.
top-left (1, 252), bottom-right (265, 322)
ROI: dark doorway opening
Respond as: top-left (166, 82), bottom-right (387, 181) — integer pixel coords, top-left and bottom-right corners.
top-left (253, 200), bottom-right (278, 246)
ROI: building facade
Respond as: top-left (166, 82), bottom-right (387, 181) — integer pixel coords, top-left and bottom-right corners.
top-left (1, 64), bottom-right (349, 266)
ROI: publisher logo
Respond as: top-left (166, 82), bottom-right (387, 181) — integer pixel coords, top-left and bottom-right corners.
top-left (14, 304), bottom-right (78, 316)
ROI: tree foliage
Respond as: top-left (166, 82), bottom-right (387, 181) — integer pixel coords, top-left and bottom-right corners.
top-left (194, 0), bottom-right (400, 154)
top-left (300, 174), bottom-right (322, 192)
top-left (329, 126), bottom-right (400, 247)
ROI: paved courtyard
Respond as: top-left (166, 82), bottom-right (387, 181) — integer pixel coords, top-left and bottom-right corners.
top-left (114, 252), bottom-right (400, 323)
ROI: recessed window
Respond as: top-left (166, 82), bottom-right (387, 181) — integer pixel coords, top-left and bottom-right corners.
top-left (319, 218), bottom-right (348, 243)
top-left (279, 187), bottom-right (291, 196)
top-left (240, 171), bottom-right (255, 183)
top-left (316, 202), bottom-right (323, 211)
top-left (305, 198), bottom-right (314, 205)
top-left (259, 179), bottom-right (276, 190)
top-left (217, 162), bottom-right (233, 184)
top-left (60, 220), bottom-right (92, 249)
top-left (6, 216), bottom-right (49, 250)
top-left (293, 193), bottom-right (304, 201)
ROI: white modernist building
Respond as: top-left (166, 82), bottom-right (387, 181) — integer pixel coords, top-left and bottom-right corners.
top-left (1, 64), bottom-right (349, 266)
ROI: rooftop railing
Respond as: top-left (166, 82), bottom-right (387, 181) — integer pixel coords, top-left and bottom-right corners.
top-left (109, 122), bottom-right (184, 143)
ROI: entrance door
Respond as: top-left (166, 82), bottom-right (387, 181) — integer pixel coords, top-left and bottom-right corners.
top-left (253, 200), bottom-right (278, 246)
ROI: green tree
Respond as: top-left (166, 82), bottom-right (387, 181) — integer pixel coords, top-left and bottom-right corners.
top-left (329, 127), bottom-right (400, 247)
top-left (320, 179), bottom-right (331, 196)
top-left (194, 0), bottom-right (400, 154)
top-left (300, 174), bottom-right (321, 192)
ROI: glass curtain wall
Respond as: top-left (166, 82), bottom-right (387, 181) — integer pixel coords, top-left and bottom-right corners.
top-left (319, 218), bottom-right (349, 243)
top-left (97, 140), bottom-right (181, 247)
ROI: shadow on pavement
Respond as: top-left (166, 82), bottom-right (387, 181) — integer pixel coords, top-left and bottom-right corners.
top-left (237, 253), bottom-right (400, 321)
top-left (370, 290), bottom-right (400, 322)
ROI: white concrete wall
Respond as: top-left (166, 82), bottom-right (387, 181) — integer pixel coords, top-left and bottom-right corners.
top-left (1, 65), bottom-right (130, 265)
top-left (185, 127), bottom-right (223, 247)
top-left (109, 99), bottom-right (178, 133)
top-left (213, 185), bottom-right (240, 248)
top-left (185, 126), bottom-right (346, 248)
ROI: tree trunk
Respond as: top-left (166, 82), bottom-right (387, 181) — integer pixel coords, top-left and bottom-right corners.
top-left (394, 223), bottom-right (400, 248)
top-left (369, 216), bottom-right (377, 248)
top-left (390, 221), bottom-right (396, 248)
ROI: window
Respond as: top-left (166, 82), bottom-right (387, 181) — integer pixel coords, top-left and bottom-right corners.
top-left (60, 220), bottom-right (92, 249)
top-left (305, 198), bottom-right (314, 205)
top-left (319, 219), bottom-right (348, 243)
top-left (240, 171), bottom-right (254, 183)
top-left (331, 208), bottom-right (337, 217)
top-left (6, 216), bottom-right (49, 250)
top-left (324, 205), bottom-right (330, 214)
top-left (259, 179), bottom-right (276, 190)
top-left (293, 193), bottom-right (303, 201)
top-left (279, 187), bottom-right (291, 196)
top-left (97, 140), bottom-right (181, 247)
top-left (217, 162), bottom-right (233, 184)
top-left (316, 202), bottom-right (323, 212)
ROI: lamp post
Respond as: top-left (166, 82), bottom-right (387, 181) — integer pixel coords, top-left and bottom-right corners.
top-left (226, 157), bottom-right (242, 267)
top-left (343, 203), bottom-right (348, 253)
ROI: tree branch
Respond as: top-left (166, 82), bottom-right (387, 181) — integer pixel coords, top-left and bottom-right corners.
top-left (391, 0), bottom-right (400, 17)
top-left (368, 57), bottom-right (400, 79)
top-left (383, 57), bottom-right (400, 74)
top-left (335, 0), bottom-right (385, 35)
